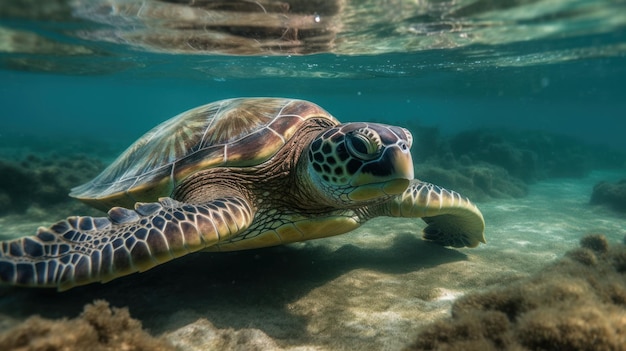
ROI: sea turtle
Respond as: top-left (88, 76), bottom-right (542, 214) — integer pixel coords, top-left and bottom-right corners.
top-left (0, 98), bottom-right (485, 290)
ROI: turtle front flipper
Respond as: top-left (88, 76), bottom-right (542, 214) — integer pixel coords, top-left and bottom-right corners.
top-left (378, 180), bottom-right (486, 248)
top-left (0, 196), bottom-right (254, 290)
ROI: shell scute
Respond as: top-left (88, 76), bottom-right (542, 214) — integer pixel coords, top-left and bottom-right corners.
top-left (224, 128), bottom-right (285, 166)
top-left (70, 98), bottom-right (338, 210)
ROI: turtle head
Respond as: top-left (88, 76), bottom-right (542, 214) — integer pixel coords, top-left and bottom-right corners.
top-left (306, 122), bottom-right (414, 206)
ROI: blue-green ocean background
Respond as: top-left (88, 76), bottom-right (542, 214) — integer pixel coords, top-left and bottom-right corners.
top-left (2, 53), bottom-right (626, 153)
top-left (1, 0), bottom-right (626, 350)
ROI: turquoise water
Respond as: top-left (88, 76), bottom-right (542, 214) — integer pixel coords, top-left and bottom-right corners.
top-left (2, 0), bottom-right (626, 151)
top-left (1, 0), bottom-right (626, 350)
top-left (2, 54), bottom-right (626, 151)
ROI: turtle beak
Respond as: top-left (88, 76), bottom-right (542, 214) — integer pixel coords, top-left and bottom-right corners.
top-left (350, 141), bottom-right (414, 186)
top-left (393, 140), bottom-right (414, 181)
top-left (380, 144), bottom-right (414, 196)
top-left (348, 143), bottom-right (414, 201)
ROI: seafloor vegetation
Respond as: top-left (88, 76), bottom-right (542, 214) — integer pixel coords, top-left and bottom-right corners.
top-left (407, 126), bottom-right (626, 202)
top-left (0, 154), bottom-right (102, 215)
top-left (405, 234), bottom-right (626, 351)
top-left (0, 300), bottom-right (174, 351)
top-left (591, 179), bottom-right (626, 213)
top-left (0, 136), bottom-right (115, 217)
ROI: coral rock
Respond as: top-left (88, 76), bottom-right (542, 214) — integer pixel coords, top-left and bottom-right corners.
top-left (591, 179), bottom-right (626, 213)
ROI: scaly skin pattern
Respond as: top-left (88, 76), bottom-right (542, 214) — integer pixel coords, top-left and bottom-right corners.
top-left (371, 180), bottom-right (486, 248)
top-left (0, 197), bottom-right (253, 290)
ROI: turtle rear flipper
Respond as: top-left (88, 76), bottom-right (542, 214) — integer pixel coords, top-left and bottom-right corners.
top-left (0, 196), bottom-right (254, 290)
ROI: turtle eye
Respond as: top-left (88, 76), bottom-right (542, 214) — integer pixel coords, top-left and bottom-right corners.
top-left (346, 128), bottom-right (381, 160)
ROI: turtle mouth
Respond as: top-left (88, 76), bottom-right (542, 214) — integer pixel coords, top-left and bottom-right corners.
top-left (347, 178), bottom-right (410, 201)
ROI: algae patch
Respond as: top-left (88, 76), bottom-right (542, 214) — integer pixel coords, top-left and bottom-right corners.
top-left (0, 300), bottom-right (174, 351)
top-left (405, 234), bottom-right (626, 351)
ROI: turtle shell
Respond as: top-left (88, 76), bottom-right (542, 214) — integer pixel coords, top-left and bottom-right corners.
top-left (70, 98), bottom-right (339, 210)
